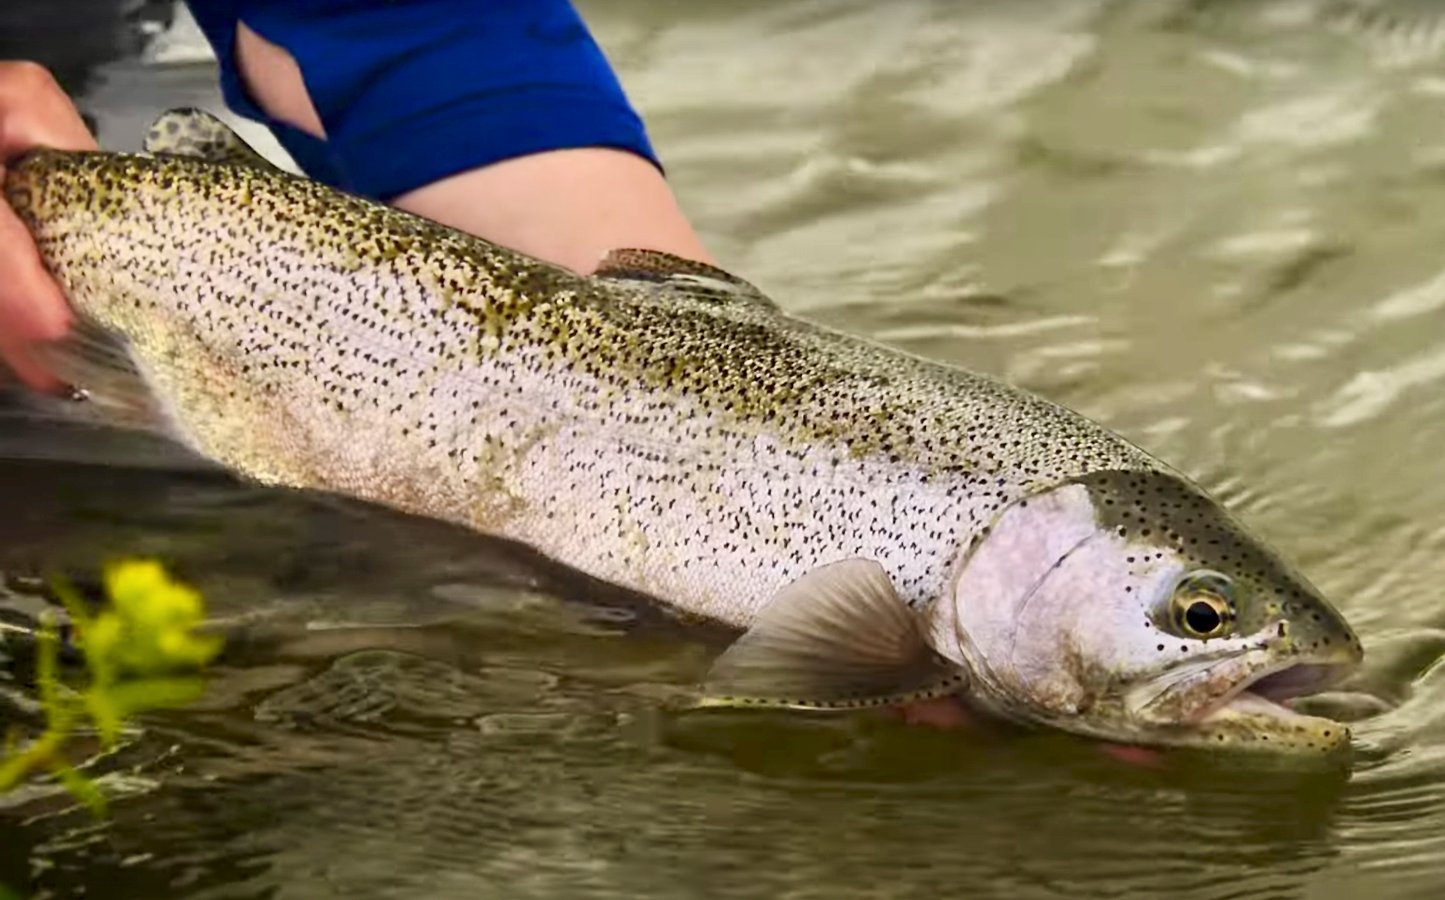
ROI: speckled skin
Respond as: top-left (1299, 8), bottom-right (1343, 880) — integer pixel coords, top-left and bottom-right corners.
top-left (4, 130), bottom-right (1367, 751)
top-left (5, 149), bottom-right (1166, 627)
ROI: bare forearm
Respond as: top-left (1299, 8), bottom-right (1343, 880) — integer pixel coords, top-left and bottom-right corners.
top-left (234, 24), bottom-right (712, 274)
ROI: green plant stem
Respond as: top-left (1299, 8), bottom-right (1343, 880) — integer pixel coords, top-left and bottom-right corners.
top-left (0, 616), bottom-right (104, 814)
top-left (0, 724), bottom-right (69, 794)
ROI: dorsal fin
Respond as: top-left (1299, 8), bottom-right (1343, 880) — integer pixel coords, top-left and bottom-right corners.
top-left (144, 108), bottom-right (279, 170)
top-left (594, 248), bottom-right (777, 310)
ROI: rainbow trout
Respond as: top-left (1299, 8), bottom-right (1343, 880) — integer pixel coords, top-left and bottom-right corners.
top-left (4, 109), bottom-right (1362, 754)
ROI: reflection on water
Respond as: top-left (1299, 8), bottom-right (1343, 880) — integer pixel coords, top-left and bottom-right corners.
top-left (5, 0), bottom-right (1445, 897)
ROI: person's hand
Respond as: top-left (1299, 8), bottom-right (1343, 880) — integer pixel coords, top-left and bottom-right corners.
top-left (0, 61), bottom-right (96, 390)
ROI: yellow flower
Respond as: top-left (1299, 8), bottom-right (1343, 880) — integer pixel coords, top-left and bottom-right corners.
top-left (0, 558), bottom-right (225, 820)
top-left (96, 560), bottom-right (222, 675)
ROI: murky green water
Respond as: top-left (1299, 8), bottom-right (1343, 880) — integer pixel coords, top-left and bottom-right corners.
top-left (5, 1), bottom-right (1445, 897)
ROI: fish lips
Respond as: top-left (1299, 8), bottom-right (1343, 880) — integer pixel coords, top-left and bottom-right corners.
top-left (1123, 628), bottom-right (1358, 742)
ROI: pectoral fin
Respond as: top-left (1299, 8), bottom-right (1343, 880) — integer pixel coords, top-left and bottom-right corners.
top-left (697, 559), bottom-right (964, 710)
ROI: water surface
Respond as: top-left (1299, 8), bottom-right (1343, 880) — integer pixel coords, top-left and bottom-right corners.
top-left (4, 2), bottom-right (1445, 897)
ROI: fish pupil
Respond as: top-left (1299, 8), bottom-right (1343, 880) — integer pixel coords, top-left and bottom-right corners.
top-left (1185, 601), bottom-right (1221, 635)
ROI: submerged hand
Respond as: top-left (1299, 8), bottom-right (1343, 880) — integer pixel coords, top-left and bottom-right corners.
top-left (893, 695), bottom-right (974, 730)
top-left (0, 61), bottom-right (95, 390)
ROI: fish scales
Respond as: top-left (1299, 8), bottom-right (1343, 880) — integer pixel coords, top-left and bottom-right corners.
top-left (7, 150), bottom-right (1159, 625)
top-left (4, 113), bottom-right (1366, 754)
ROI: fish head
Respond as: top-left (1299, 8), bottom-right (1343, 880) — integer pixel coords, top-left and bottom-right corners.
top-left (942, 469), bottom-right (1362, 755)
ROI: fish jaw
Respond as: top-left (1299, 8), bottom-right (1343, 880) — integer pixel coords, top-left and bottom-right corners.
top-left (980, 624), bottom-right (1361, 756)
top-left (1119, 646), bottom-right (1360, 754)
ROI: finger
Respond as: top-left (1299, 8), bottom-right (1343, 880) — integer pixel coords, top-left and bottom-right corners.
top-left (894, 696), bottom-right (973, 730)
top-left (1099, 744), bottom-right (1164, 768)
top-left (0, 176), bottom-right (72, 340)
top-left (0, 63), bottom-right (88, 389)
top-left (0, 336), bottom-right (63, 392)
top-left (0, 61), bottom-right (96, 159)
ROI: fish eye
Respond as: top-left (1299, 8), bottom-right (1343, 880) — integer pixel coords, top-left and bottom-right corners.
top-left (1171, 571), bottom-right (1236, 639)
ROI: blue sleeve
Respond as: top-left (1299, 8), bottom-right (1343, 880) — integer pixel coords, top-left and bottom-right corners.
top-left (184, 0), bottom-right (661, 200)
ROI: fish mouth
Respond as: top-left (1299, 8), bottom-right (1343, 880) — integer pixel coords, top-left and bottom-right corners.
top-left (1127, 648), bottom-right (1359, 753)
top-left (1197, 662), bottom-right (1349, 721)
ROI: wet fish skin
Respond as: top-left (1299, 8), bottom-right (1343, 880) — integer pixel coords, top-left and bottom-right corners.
top-left (4, 148), bottom-right (1146, 622)
top-left (3, 118), bottom-right (1363, 753)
